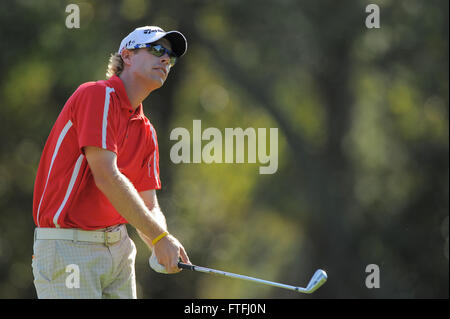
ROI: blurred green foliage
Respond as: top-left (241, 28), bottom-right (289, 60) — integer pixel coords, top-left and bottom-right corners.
top-left (0, 0), bottom-right (447, 298)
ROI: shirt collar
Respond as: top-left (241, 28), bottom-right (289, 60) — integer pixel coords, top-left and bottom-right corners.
top-left (107, 75), bottom-right (144, 117)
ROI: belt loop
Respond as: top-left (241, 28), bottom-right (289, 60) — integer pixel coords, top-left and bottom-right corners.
top-left (73, 229), bottom-right (78, 244)
top-left (104, 230), bottom-right (110, 246)
top-left (34, 228), bottom-right (37, 242)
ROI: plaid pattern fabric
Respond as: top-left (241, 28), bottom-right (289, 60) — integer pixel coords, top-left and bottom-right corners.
top-left (32, 224), bottom-right (137, 299)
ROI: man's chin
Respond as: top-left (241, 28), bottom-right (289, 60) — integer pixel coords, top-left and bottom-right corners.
top-left (145, 76), bottom-right (165, 91)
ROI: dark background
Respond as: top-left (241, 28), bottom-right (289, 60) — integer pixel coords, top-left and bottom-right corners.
top-left (0, 0), bottom-right (448, 298)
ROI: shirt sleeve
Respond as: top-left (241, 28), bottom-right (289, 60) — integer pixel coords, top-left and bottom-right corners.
top-left (135, 124), bottom-right (162, 192)
top-left (71, 84), bottom-right (119, 155)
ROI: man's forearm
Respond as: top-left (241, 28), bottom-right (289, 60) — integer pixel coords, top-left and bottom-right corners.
top-left (137, 207), bottom-right (168, 249)
top-left (139, 191), bottom-right (168, 230)
top-left (95, 169), bottom-right (166, 241)
top-left (148, 206), bottom-right (167, 231)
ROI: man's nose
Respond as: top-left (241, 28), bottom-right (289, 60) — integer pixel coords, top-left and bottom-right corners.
top-left (160, 54), bottom-right (170, 66)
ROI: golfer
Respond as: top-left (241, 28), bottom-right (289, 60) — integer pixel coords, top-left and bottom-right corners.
top-left (32, 26), bottom-right (190, 298)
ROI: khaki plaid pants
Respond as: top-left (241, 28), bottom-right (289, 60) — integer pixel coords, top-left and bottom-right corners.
top-left (32, 224), bottom-right (137, 299)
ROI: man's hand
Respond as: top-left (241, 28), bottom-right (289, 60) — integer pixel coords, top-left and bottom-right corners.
top-left (153, 234), bottom-right (190, 273)
top-left (84, 146), bottom-right (191, 274)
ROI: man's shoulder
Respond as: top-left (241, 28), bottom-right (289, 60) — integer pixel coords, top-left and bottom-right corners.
top-left (75, 79), bottom-right (111, 95)
top-left (67, 79), bottom-right (118, 114)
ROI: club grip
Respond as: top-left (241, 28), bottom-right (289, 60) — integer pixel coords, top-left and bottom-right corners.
top-left (178, 262), bottom-right (195, 270)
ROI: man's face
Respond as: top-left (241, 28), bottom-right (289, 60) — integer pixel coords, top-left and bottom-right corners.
top-left (126, 38), bottom-right (174, 89)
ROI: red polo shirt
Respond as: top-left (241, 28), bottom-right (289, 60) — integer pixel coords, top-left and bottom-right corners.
top-left (33, 75), bottom-right (161, 230)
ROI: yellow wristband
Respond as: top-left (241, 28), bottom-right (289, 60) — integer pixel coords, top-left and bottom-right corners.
top-left (152, 231), bottom-right (169, 246)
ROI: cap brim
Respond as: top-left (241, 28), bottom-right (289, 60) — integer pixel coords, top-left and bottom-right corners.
top-left (162, 31), bottom-right (187, 57)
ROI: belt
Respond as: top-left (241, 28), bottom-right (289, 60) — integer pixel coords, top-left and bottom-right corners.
top-left (34, 225), bottom-right (125, 246)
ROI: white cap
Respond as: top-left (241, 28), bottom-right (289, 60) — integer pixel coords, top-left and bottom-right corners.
top-left (118, 26), bottom-right (187, 57)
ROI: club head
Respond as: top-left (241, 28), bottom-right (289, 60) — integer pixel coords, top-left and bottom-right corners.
top-left (305, 269), bottom-right (327, 293)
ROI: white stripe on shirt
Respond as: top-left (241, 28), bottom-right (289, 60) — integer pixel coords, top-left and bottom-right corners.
top-left (102, 87), bottom-right (115, 149)
top-left (53, 154), bottom-right (85, 228)
top-left (36, 120), bottom-right (73, 227)
top-left (149, 126), bottom-right (160, 188)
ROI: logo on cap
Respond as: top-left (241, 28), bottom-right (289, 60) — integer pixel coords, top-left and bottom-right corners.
top-left (143, 28), bottom-right (163, 34)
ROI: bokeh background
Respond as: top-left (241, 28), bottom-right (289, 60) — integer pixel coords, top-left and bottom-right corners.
top-left (0, 0), bottom-right (448, 298)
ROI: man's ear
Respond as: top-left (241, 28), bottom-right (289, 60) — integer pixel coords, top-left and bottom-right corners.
top-left (121, 49), bottom-right (134, 67)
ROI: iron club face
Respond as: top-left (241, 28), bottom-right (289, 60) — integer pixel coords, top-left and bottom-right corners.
top-left (304, 269), bottom-right (328, 293)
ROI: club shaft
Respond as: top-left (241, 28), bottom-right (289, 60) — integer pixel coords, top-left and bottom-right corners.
top-left (178, 262), bottom-right (308, 293)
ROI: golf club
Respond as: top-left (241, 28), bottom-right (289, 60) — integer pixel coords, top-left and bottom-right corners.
top-left (177, 262), bottom-right (327, 294)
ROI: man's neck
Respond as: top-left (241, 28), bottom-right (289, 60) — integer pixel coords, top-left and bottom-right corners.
top-left (119, 72), bottom-right (152, 110)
